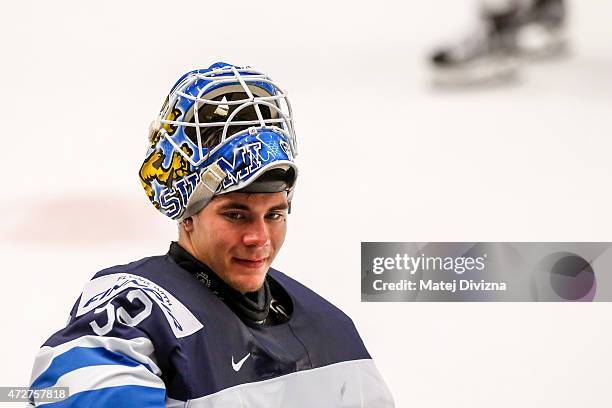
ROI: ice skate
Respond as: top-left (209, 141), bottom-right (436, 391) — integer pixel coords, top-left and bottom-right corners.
top-left (430, 0), bottom-right (567, 86)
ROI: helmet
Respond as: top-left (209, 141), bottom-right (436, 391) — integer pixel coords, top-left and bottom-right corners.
top-left (139, 62), bottom-right (298, 221)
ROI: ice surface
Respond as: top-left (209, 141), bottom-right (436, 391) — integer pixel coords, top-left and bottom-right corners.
top-left (3, 1), bottom-right (611, 406)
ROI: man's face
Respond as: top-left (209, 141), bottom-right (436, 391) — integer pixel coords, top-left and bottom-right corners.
top-left (184, 191), bottom-right (289, 294)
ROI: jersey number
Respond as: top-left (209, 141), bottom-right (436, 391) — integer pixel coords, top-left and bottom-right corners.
top-left (89, 289), bottom-right (153, 335)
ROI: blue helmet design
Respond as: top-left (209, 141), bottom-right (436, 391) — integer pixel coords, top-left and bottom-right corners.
top-left (139, 62), bottom-right (298, 221)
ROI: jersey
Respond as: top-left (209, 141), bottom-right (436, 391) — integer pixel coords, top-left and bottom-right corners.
top-left (27, 254), bottom-right (395, 407)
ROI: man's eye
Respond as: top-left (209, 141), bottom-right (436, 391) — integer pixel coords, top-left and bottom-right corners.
top-left (224, 212), bottom-right (244, 220)
top-left (266, 212), bottom-right (285, 221)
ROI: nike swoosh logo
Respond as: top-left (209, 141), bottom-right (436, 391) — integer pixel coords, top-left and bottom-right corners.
top-left (232, 353), bottom-right (251, 372)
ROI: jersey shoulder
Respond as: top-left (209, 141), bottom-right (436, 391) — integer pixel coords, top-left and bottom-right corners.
top-left (70, 254), bottom-right (204, 341)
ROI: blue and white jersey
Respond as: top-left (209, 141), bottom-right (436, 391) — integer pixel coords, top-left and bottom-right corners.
top-left (28, 255), bottom-right (394, 407)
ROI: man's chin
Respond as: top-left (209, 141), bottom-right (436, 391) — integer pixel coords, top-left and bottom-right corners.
top-left (225, 269), bottom-right (268, 294)
top-left (231, 278), bottom-right (266, 294)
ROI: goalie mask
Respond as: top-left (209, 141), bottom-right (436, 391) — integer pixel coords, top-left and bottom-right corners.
top-left (139, 62), bottom-right (298, 221)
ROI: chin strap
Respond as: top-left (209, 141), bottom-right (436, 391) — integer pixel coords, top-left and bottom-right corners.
top-left (179, 163), bottom-right (226, 222)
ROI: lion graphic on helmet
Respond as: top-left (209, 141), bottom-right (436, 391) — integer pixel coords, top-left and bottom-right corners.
top-left (139, 144), bottom-right (193, 206)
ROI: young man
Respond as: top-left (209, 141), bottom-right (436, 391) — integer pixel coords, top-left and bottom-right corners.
top-left (27, 63), bottom-right (395, 407)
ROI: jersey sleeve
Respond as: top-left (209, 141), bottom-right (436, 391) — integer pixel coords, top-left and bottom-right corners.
top-left (27, 287), bottom-right (168, 407)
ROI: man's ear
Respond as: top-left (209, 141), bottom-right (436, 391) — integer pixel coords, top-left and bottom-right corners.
top-left (181, 217), bottom-right (194, 232)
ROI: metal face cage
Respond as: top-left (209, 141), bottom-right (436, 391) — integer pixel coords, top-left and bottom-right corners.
top-left (155, 65), bottom-right (297, 167)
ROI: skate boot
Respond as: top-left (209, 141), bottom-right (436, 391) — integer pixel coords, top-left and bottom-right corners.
top-left (514, 0), bottom-right (568, 58)
top-left (430, 0), bottom-right (567, 86)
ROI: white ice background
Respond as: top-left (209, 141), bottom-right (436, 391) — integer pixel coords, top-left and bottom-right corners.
top-left (1, 1), bottom-right (611, 407)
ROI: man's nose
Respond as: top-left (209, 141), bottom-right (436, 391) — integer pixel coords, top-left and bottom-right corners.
top-left (242, 218), bottom-right (270, 247)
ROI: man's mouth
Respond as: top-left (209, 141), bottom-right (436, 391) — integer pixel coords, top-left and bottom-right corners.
top-left (233, 257), bottom-right (267, 269)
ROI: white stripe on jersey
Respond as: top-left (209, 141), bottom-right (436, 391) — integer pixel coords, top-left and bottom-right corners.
top-left (165, 397), bottom-right (187, 407)
top-left (30, 336), bottom-right (161, 384)
top-left (46, 363), bottom-right (165, 396)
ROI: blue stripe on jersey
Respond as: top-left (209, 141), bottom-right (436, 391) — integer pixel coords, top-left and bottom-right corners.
top-left (31, 347), bottom-right (152, 389)
top-left (35, 385), bottom-right (165, 408)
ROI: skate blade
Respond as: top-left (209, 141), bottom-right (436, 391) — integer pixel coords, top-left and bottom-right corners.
top-left (431, 56), bottom-right (519, 87)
